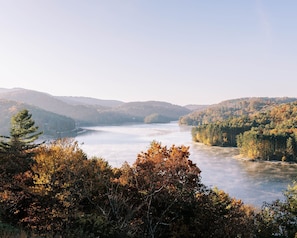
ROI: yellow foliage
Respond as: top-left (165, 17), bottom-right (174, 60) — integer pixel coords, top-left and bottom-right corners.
top-left (32, 138), bottom-right (87, 195)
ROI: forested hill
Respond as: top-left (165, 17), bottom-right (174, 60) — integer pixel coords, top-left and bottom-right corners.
top-left (0, 99), bottom-right (76, 137)
top-left (0, 88), bottom-right (110, 125)
top-left (179, 97), bottom-right (297, 126)
top-left (192, 101), bottom-right (297, 162)
top-left (114, 101), bottom-right (191, 123)
top-left (0, 88), bottom-right (191, 136)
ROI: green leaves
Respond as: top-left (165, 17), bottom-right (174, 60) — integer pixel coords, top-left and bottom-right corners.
top-left (10, 109), bottom-right (43, 144)
top-left (0, 109), bottom-right (43, 177)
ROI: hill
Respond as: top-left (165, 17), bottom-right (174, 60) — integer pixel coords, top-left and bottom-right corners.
top-left (179, 97), bottom-right (297, 126)
top-left (191, 100), bottom-right (297, 162)
top-left (114, 101), bottom-right (191, 123)
top-left (0, 99), bottom-right (76, 137)
top-left (57, 96), bottom-right (124, 108)
top-left (0, 88), bottom-right (106, 125)
top-left (0, 88), bottom-right (191, 136)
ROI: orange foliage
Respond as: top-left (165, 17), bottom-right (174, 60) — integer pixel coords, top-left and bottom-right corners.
top-left (132, 141), bottom-right (201, 193)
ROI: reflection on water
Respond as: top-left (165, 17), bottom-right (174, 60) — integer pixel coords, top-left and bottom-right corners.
top-left (76, 122), bottom-right (297, 207)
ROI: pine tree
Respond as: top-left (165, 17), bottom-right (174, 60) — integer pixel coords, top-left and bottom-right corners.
top-left (0, 109), bottom-right (43, 175)
top-left (0, 110), bottom-right (43, 228)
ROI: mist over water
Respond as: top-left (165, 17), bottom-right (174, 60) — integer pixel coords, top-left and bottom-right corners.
top-left (76, 122), bottom-right (297, 207)
top-left (191, 144), bottom-right (297, 206)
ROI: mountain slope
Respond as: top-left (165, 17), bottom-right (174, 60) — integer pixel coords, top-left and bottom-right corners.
top-left (180, 97), bottom-right (297, 126)
top-left (57, 96), bottom-right (124, 108)
top-left (115, 101), bottom-right (191, 122)
top-left (0, 88), bottom-right (191, 126)
top-left (0, 88), bottom-right (105, 125)
top-left (0, 99), bottom-right (76, 137)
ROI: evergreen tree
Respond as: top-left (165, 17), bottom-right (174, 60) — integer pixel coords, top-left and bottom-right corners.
top-left (0, 109), bottom-right (43, 175)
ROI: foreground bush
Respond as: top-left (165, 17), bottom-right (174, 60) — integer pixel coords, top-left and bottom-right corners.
top-left (0, 109), bottom-right (296, 237)
top-left (0, 139), bottom-right (260, 237)
top-left (256, 182), bottom-right (297, 238)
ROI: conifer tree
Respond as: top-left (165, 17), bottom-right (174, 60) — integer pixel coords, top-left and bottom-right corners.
top-left (0, 109), bottom-right (43, 175)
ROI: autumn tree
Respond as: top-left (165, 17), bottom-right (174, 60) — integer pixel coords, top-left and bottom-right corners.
top-left (115, 141), bottom-right (257, 238)
top-left (28, 138), bottom-right (89, 235)
top-left (115, 141), bottom-right (202, 237)
top-left (26, 138), bottom-right (118, 237)
top-left (197, 188), bottom-right (256, 237)
top-left (256, 182), bottom-right (297, 237)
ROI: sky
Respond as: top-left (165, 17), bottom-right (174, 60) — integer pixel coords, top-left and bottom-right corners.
top-left (0, 1), bottom-right (296, 106)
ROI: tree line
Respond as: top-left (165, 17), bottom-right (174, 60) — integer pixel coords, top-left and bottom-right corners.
top-left (0, 109), bottom-right (296, 237)
top-left (192, 102), bottom-right (297, 162)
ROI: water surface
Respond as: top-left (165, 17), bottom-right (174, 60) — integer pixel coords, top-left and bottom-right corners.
top-left (76, 122), bottom-right (297, 207)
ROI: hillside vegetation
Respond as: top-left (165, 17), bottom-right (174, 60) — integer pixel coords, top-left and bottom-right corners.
top-left (0, 99), bottom-right (76, 137)
top-left (180, 97), bottom-right (297, 126)
top-left (190, 98), bottom-right (297, 161)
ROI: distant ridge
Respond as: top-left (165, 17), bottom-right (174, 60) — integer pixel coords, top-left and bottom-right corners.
top-left (0, 88), bottom-right (105, 124)
top-left (184, 104), bottom-right (208, 111)
top-left (0, 88), bottom-right (192, 136)
top-left (57, 96), bottom-right (124, 108)
top-left (115, 101), bottom-right (190, 120)
top-left (0, 88), bottom-right (22, 93)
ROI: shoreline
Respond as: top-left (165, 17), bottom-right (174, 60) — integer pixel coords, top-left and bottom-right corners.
top-left (233, 153), bottom-right (297, 165)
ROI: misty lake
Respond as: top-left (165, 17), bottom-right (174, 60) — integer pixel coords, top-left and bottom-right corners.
top-left (75, 122), bottom-right (297, 207)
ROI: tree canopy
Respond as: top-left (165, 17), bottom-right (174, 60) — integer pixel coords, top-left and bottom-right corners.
top-left (191, 102), bottom-right (297, 161)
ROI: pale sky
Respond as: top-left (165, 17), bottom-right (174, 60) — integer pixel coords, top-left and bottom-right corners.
top-left (0, 1), bottom-right (296, 106)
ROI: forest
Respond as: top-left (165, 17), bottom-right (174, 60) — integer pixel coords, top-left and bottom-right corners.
top-left (191, 101), bottom-right (297, 162)
top-left (0, 109), bottom-right (296, 237)
top-left (180, 97), bottom-right (297, 126)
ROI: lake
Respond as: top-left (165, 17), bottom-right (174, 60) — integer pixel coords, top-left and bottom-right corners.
top-left (75, 122), bottom-right (297, 207)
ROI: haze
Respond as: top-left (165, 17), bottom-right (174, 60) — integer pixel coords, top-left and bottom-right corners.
top-left (0, 1), bottom-right (296, 105)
